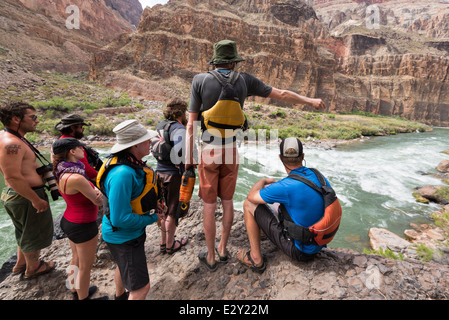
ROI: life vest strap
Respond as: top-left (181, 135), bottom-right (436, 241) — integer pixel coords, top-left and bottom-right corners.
top-left (206, 120), bottom-right (242, 130)
top-left (281, 218), bottom-right (317, 245)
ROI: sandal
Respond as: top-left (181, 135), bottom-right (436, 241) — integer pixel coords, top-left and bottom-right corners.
top-left (23, 260), bottom-right (56, 280)
top-left (237, 249), bottom-right (266, 274)
top-left (12, 264), bottom-right (26, 276)
top-left (160, 243), bottom-right (166, 254)
top-left (72, 285), bottom-right (98, 300)
top-left (198, 249), bottom-right (218, 272)
top-left (166, 236), bottom-right (189, 254)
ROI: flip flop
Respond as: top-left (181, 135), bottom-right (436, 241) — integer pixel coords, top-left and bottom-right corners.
top-left (215, 246), bottom-right (230, 262)
top-left (23, 260), bottom-right (56, 280)
top-left (198, 249), bottom-right (218, 272)
top-left (12, 264), bottom-right (26, 276)
top-left (237, 249), bottom-right (266, 274)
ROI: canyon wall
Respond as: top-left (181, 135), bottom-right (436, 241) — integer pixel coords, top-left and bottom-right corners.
top-left (314, 0), bottom-right (449, 126)
top-left (89, 0), bottom-right (449, 126)
top-left (2, 0), bottom-right (448, 126)
top-left (0, 0), bottom-right (142, 72)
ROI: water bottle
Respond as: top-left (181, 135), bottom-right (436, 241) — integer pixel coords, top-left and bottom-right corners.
top-left (176, 167), bottom-right (196, 226)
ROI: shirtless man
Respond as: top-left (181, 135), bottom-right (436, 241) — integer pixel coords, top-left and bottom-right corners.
top-left (0, 102), bottom-right (55, 279)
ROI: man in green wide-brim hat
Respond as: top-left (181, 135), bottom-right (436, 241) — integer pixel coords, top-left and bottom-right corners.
top-left (186, 39), bottom-right (327, 272)
top-left (208, 39), bottom-right (245, 65)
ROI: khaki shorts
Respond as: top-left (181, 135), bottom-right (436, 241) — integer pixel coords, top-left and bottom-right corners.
top-left (198, 145), bottom-right (239, 204)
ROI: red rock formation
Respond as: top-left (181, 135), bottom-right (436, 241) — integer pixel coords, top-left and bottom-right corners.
top-left (0, 0), bottom-right (142, 72)
top-left (90, 0), bottom-right (332, 106)
top-left (88, 0), bottom-right (449, 126)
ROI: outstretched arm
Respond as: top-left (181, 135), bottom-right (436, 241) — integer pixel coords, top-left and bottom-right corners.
top-left (268, 88), bottom-right (326, 110)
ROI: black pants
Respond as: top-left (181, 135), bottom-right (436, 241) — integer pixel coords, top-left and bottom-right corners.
top-left (254, 204), bottom-right (315, 262)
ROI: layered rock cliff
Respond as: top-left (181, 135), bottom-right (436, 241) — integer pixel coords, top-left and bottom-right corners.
top-left (314, 0), bottom-right (449, 126)
top-left (89, 0), bottom-right (449, 127)
top-left (89, 0), bottom-right (334, 106)
top-left (0, 0), bottom-right (142, 72)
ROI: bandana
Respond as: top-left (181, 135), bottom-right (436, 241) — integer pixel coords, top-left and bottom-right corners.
top-left (55, 160), bottom-right (87, 181)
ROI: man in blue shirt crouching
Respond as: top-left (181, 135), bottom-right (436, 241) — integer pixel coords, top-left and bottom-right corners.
top-left (238, 137), bottom-right (331, 273)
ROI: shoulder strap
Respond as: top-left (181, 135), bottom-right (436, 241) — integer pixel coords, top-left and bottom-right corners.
top-left (208, 70), bottom-right (240, 87)
top-left (309, 168), bottom-right (327, 187)
top-left (4, 128), bottom-right (50, 166)
top-left (62, 173), bottom-right (74, 194)
top-left (288, 172), bottom-right (324, 196)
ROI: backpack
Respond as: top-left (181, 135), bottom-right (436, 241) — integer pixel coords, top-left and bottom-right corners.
top-left (83, 145), bottom-right (103, 171)
top-left (278, 168), bottom-right (342, 246)
top-left (151, 120), bottom-right (177, 163)
top-left (200, 70), bottom-right (248, 139)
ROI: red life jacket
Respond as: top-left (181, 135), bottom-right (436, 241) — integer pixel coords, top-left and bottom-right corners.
top-left (279, 168), bottom-right (342, 247)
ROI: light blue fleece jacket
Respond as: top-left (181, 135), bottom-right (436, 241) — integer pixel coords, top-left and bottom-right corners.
top-left (101, 164), bottom-right (158, 244)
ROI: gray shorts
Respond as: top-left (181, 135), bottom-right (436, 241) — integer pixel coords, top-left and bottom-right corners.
top-left (106, 232), bottom-right (149, 292)
top-left (1, 186), bottom-right (53, 253)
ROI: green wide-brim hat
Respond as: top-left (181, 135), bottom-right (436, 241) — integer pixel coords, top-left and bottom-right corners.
top-left (208, 40), bottom-right (245, 65)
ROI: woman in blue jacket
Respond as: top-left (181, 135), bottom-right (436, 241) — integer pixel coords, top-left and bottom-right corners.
top-left (100, 120), bottom-right (163, 300)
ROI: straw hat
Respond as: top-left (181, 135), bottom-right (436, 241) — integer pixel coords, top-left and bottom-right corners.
top-left (110, 120), bottom-right (157, 154)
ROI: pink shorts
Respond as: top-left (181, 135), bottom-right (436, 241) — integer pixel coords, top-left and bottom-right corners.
top-left (198, 146), bottom-right (239, 204)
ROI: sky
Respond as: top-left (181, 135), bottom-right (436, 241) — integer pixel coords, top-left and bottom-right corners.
top-left (139, 0), bottom-right (169, 9)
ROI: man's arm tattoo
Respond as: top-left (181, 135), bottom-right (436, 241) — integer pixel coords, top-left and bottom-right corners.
top-left (5, 144), bottom-right (21, 155)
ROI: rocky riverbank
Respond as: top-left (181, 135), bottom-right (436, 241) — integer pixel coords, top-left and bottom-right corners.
top-left (0, 199), bottom-right (448, 300)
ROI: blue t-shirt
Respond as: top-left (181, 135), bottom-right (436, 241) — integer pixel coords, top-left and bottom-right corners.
top-left (259, 167), bottom-right (330, 254)
top-left (101, 165), bottom-right (158, 244)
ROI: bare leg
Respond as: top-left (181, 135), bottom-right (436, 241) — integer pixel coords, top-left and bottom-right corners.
top-left (216, 199), bottom-right (234, 257)
top-left (114, 266), bottom-right (125, 298)
top-left (240, 199), bottom-right (263, 265)
top-left (12, 246), bottom-right (26, 272)
top-left (203, 202), bottom-right (217, 265)
top-left (129, 282), bottom-right (150, 300)
top-left (74, 235), bottom-right (98, 300)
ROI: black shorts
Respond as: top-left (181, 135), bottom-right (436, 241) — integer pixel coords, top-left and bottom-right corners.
top-left (106, 232), bottom-right (149, 292)
top-left (254, 204), bottom-right (315, 262)
top-left (60, 216), bottom-right (98, 244)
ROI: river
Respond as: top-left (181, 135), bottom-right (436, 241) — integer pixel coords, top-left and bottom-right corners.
top-left (0, 128), bottom-right (448, 265)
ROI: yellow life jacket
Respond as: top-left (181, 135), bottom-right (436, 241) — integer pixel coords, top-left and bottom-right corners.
top-left (201, 70), bottom-right (247, 139)
top-left (97, 156), bottom-right (160, 224)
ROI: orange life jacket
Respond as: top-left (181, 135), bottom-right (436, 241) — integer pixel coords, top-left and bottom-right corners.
top-left (279, 168), bottom-right (342, 247)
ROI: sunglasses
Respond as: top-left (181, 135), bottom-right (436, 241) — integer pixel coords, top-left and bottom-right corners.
top-left (28, 114), bottom-right (38, 121)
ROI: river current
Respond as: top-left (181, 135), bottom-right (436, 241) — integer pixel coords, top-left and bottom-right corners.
top-left (0, 128), bottom-right (448, 265)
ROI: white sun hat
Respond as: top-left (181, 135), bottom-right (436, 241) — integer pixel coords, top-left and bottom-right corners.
top-left (110, 119), bottom-right (157, 154)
